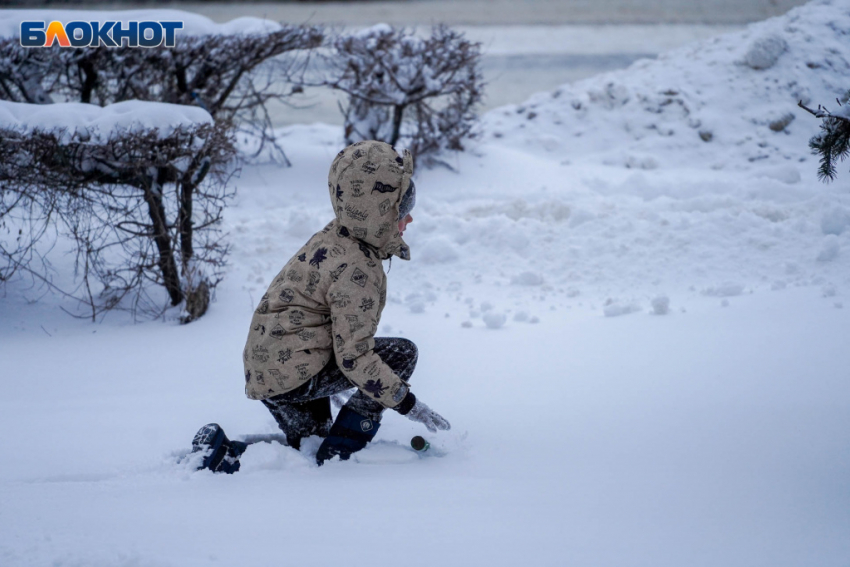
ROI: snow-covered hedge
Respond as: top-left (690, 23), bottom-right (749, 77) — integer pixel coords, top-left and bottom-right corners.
top-left (0, 9), bottom-right (323, 165)
top-left (0, 100), bottom-right (236, 322)
top-left (0, 10), bottom-right (491, 167)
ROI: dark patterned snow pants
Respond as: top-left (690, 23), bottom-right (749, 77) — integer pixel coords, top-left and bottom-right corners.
top-left (261, 338), bottom-right (418, 449)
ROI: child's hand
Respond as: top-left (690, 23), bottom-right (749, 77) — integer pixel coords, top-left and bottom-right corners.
top-left (405, 399), bottom-right (451, 433)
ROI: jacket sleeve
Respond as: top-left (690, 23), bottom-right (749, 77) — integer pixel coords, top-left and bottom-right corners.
top-left (325, 259), bottom-right (411, 410)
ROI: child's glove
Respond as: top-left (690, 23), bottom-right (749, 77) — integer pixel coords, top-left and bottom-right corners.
top-left (405, 399), bottom-right (451, 433)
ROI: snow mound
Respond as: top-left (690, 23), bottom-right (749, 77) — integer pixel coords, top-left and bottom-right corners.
top-left (481, 0), bottom-right (850, 172)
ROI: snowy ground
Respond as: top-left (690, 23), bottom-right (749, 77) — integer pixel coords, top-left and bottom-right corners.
top-left (1, 1), bottom-right (849, 566)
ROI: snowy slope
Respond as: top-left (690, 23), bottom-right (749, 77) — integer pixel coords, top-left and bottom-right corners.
top-left (483, 0), bottom-right (848, 170)
top-left (1, 2), bottom-right (849, 566)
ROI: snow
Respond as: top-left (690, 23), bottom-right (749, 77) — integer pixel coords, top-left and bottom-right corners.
top-left (0, 99), bottom-right (212, 142)
top-left (480, 1), bottom-right (847, 174)
top-left (816, 233), bottom-right (841, 261)
top-left (603, 300), bottom-right (642, 317)
top-left (742, 34), bottom-right (788, 70)
top-left (702, 282), bottom-right (747, 297)
top-left (481, 311), bottom-right (508, 328)
top-left (834, 101), bottom-right (850, 119)
top-left (0, 9), bottom-right (281, 38)
top-left (821, 206), bottom-right (850, 235)
top-left (2, 1), bottom-right (850, 566)
top-left (651, 294), bottom-right (671, 314)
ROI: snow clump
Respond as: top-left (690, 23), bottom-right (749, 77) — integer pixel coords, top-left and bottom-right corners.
top-left (482, 312), bottom-right (507, 329)
top-left (821, 208), bottom-right (850, 236)
top-left (651, 295), bottom-right (670, 315)
top-left (511, 271), bottom-right (544, 286)
top-left (742, 34), bottom-right (787, 70)
top-left (816, 235), bottom-right (840, 262)
top-left (702, 283), bottom-right (745, 298)
top-left (603, 300), bottom-right (641, 317)
top-left (416, 237), bottom-right (459, 264)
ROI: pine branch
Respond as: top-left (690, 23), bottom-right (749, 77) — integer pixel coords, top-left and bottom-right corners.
top-left (799, 97), bottom-right (850, 182)
top-left (798, 100), bottom-right (850, 124)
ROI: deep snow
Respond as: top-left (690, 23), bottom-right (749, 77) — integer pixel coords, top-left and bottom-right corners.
top-left (1, 2), bottom-right (849, 566)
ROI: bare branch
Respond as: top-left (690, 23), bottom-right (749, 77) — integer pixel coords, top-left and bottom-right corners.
top-left (0, 120), bottom-right (237, 322)
top-left (314, 25), bottom-right (484, 164)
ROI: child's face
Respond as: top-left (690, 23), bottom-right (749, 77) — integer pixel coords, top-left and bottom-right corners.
top-left (398, 214), bottom-right (413, 237)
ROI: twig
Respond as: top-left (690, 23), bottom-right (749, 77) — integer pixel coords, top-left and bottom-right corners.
top-left (798, 100), bottom-right (850, 124)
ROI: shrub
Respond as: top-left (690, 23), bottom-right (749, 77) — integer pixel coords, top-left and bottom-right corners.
top-left (323, 24), bottom-right (484, 166)
top-left (0, 101), bottom-right (236, 322)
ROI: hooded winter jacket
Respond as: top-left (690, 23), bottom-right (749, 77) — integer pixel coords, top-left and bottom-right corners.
top-left (242, 140), bottom-right (414, 410)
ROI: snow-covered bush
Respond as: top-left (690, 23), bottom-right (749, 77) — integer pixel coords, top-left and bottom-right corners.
top-left (0, 23), bottom-right (323, 165)
top-left (323, 24), bottom-right (484, 166)
top-left (0, 101), bottom-right (236, 323)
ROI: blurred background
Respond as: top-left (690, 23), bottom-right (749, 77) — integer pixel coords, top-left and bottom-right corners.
top-left (0, 0), bottom-right (811, 125)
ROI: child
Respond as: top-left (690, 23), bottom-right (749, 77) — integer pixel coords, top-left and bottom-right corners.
top-left (193, 140), bottom-right (450, 471)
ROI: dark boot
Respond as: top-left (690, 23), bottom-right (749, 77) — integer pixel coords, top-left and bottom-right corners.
top-left (192, 423), bottom-right (244, 474)
top-left (315, 406), bottom-right (380, 466)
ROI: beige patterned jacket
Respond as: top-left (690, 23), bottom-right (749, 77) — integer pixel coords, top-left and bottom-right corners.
top-left (243, 141), bottom-right (413, 408)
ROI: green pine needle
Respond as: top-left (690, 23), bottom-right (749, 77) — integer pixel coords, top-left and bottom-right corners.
top-left (809, 115), bottom-right (850, 182)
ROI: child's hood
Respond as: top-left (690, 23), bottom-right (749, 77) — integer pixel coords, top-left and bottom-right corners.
top-left (327, 140), bottom-right (413, 261)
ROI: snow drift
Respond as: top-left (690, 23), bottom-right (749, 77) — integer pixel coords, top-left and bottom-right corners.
top-left (482, 0), bottom-right (849, 172)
